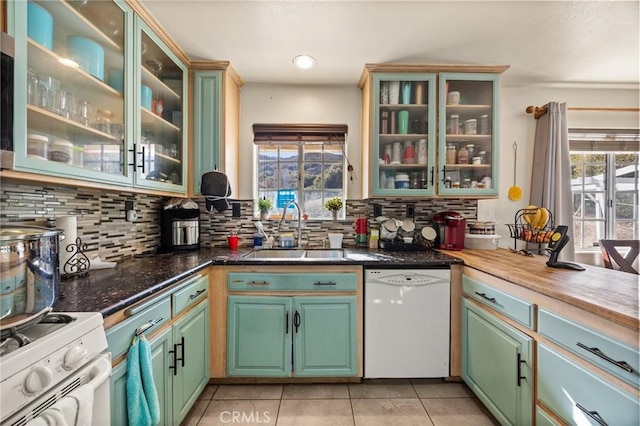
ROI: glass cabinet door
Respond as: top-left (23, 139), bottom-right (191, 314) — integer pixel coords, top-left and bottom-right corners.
top-left (372, 74), bottom-right (436, 196)
top-left (438, 73), bottom-right (499, 196)
top-left (14, 0), bottom-right (131, 184)
top-left (134, 17), bottom-right (187, 191)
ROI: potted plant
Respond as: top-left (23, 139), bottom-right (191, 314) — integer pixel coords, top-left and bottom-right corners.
top-left (324, 197), bottom-right (343, 220)
top-left (257, 197), bottom-right (272, 220)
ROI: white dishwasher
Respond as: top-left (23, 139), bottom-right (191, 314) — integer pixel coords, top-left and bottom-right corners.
top-left (364, 268), bottom-right (450, 378)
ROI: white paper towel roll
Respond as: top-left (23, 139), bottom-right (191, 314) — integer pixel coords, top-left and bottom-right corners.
top-left (57, 216), bottom-right (77, 274)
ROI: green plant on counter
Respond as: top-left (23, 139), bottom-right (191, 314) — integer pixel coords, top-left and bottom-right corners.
top-left (257, 197), bottom-right (273, 212)
top-left (324, 197), bottom-right (343, 212)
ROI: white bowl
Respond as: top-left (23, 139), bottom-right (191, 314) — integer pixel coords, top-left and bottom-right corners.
top-left (464, 234), bottom-right (501, 250)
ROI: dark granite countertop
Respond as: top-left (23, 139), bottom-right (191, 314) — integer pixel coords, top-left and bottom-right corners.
top-left (55, 247), bottom-right (460, 318)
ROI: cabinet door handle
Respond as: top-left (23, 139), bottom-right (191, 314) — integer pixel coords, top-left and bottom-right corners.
top-left (516, 353), bottom-right (527, 387)
top-left (247, 281), bottom-right (270, 286)
top-left (189, 289), bottom-right (206, 300)
top-left (169, 343), bottom-right (177, 376)
top-left (313, 281), bottom-right (336, 286)
top-left (430, 166), bottom-right (434, 186)
top-left (286, 311), bottom-right (289, 334)
top-left (474, 291), bottom-right (497, 304)
top-left (576, 403), bottom-right (608, 426)
top-left (138, 145), bottom-right (145, 174)
top-left (128, 143), bottom-right (137, 172)
top-left (576, 342), bottom-right (634, 373)
top-left (441, 166), bottom-right (446, 183)
top-left (294, 311), bottom-right (301, 333)
top-left (175, 336), bottom-right (185, 368)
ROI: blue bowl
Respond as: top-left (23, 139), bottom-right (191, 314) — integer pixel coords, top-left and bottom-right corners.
top-left (141, 85), bottom-right (152, 110)
top-left (27, 2), bottom-right (53, 50)
top-left (67, 36), bottom-right (105, 80)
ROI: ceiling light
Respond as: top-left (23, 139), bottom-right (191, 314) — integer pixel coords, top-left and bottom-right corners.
top-left (293, 55), bottom-right (316, 70)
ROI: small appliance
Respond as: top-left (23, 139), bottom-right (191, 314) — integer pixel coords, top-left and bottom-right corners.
top-left (354, 218), bottom-right (368, 246)
top-left (161, 208), bottom-right (200, 252)
top-left (433, 211), bottom-right (466, 250)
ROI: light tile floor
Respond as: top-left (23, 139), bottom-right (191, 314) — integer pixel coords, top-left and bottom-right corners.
top-left (181, 379), bottom-right (499, 426)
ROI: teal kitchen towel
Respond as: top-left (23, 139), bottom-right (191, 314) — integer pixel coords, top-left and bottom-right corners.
top-left (139, 335), bottom-right (160, 425)
top-left (126, 335), bottom-right (160, 425)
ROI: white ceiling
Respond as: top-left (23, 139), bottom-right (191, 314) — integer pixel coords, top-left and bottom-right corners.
top-left (141, 0), bottom-right (639, 88)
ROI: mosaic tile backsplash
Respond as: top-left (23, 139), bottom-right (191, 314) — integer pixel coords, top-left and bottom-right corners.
top-left (0, 181), bottom-right (477, 261)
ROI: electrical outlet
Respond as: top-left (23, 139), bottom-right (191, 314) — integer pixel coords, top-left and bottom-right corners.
top-left (232, 202), bottom-right (241, 218)
top-left (406, 204), bottom-right (415, 218)
top-left (373, 203), bottom-right (382, 217)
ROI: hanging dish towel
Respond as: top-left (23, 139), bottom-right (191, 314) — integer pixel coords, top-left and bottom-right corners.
top-left (126, 335), bottom-right (160, 426)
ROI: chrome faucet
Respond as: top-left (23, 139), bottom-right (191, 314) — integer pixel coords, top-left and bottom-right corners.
top-left (278, 200), bottom-right (303, 247)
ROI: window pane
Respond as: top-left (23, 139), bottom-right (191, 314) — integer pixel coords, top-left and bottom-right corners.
top-left (303, 163), bottom-right (321, 189)
top-left (581, 220), bottom-right (605, 249)
top-left (323, 145), bottom-right (343, 162)
top-left (259, 145), bottom-right (279, 162)
top-left (615, 222), bottom-right (636, 239)
top-left (583, 193), bottom-right (606, 219)
top-left (303, 191), bottom-right (323, 218)
top-left (278, 145), bottom-right (299, 161)
top-left (279, 163), bottom-right (298, 189)
top-left (615, 192), bottom-right (636, 220)
top-left (616, 153), bottom-right (638, 165)
top-left (303, 145), bottom-right (322, 161)
top-left (324, 164), bottom-right (343, 189)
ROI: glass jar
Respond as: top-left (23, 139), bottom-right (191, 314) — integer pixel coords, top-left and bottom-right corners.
top-left (27, 69), bottom-right (38, 105)
top-left (479, 114), bottom-right (490, 135)
top-left (410, 172), bottom-right (419, 189)
top-left (457, 144), bottom-right (469, 164)
top-left (448, 114), bottom-right (460, 135)
top-left (466, 144), bottom-right (475, 164)
top-left (479, 150), bottom-right (487, 164)
top-left (94, 109), bottom-right (114, 135)
top-left (72, 145), bottom-right (84, 167)
top-left (446, 143), bottom-right (457, 164)
top-left (461, 178), bottom-right (471, 189)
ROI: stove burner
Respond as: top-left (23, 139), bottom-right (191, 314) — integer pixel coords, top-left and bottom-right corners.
top-left (0, 332), bottom-right (32, 356)
top-left (40, 313), bottom-right (75, 324)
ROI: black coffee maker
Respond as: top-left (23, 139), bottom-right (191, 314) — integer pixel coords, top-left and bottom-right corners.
top-left (161, 208), bottom-right (200, 252)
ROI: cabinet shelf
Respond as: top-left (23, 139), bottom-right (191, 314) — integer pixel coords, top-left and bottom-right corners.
top-left (379, 164), bottom-right (428, 171)
top-left (380, 133), bottom-right (430, 140)
top-left (155, 152), bottom-right (181, 164)
top-left (44, 0), bottom-right (122, 52)
top-left (27, 104), bottom-right (121, 144)
top-left (443, 164), bottom-right (491, 169)
top-left (141, 107), bottom-right (181, 132)
top-left (378, 104), bottom-right (431, 110)
top-left (445, 134), bottom-right (492, 141)
top-left (141, 66), bottom-right (181, 101)
top-left (28, 40), bottom-right (124, 116)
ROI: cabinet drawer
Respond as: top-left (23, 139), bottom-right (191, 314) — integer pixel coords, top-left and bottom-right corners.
top-left (539, 308), bottom-right (639, 388)
top-left (228, 273), bottom-right (357, 291)
top-left (536, 407), bottom-right (560, 426)
top-left (106, 297), bottom-right (171, 360)
top-left (172, 274), bottom-right (209, 316)
top-left (462, 275), bottom-right (534, 328)
top-left (538, 344), bottom-right (639, 426)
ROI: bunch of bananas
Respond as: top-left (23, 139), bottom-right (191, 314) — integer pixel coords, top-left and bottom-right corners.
top-left (522, 205), bottom-right (550, 230)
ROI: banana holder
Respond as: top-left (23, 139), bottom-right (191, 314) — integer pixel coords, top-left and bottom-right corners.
top-left (507, 207), bottom-right (554, 254)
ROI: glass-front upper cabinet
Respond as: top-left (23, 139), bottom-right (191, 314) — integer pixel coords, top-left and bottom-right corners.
top-left (372, 73), bottom-right (436, 196)
top-left (12, 0), bottom-right (132, 184)
top-left (133, 17), bottom-right (187, 191)
top-left (438, 73), bottom-right (500, 196)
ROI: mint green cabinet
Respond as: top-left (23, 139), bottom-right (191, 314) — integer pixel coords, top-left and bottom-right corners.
top-left (369, 73), bottom-right (437, 197)
top-left (172, 300), bottom-right (209, 424)
top-left (437, 73), bottom-right (500, 196)
top-left (7, 0), bottom-right (187, 194)
top-left (192, 71), bottom-right (221, 195)
top-left (109, 326), bottom-right (173, 426)
top-left (462, 298), bottom-right (533, 426)
top-left (227, 296), bottom-right (291, 377)
top-left (293, 297), bottom-right (358, 377)
top-left (538, 343), bottom-right (639, 426)
top-left (227, 295), bottom-right (357, 377)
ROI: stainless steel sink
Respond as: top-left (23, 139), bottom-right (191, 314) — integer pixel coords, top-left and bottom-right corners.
top-left (303, 249), bottom-right (345, 259)
top-left (242, 249), bottom-right (344, 260)
top-left (243, 249), bottom-right (305, 259)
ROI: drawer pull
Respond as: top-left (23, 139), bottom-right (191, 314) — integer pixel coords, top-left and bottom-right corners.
top-left (294, 311), bottom-right (301, 333)
top-left (576, 403), bottom-right (608, 426)
top-left (314, 281), bottom-right (337, 286)
top-left (247, 281), bottom-right (270, 286)
top-left (576, 342), bottom-right (635, 373)
top-left (474, 291), bottom-right (497, 304)
top-left (169, 343), bottom-right (177, 376)
top-left (189, 289), bottom-right (206, 300)
top-left (135, 317), bottom-right (163, 336)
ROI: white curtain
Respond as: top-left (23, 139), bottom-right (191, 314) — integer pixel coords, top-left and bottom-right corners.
top-left (530, 102), bottom-right (576, 261)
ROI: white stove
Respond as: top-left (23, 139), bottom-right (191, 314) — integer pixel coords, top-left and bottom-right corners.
top-left (0, 312), bottom-right (110, 425)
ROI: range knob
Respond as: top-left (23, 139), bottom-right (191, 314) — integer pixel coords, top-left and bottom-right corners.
top-left (24, 366), bottom-right (53, 394)
top-left (63, 346), bottom-right (87, 370)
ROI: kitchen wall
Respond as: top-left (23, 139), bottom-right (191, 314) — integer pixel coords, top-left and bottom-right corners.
top-left (238, 81), bottom-right (639, 250)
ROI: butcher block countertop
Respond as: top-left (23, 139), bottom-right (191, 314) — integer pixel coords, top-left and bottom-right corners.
top-left (442, 248), bottom-right (639, 331)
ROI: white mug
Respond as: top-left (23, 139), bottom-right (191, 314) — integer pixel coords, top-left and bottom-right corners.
top-left (447, 91), bottom-right (460, 105)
